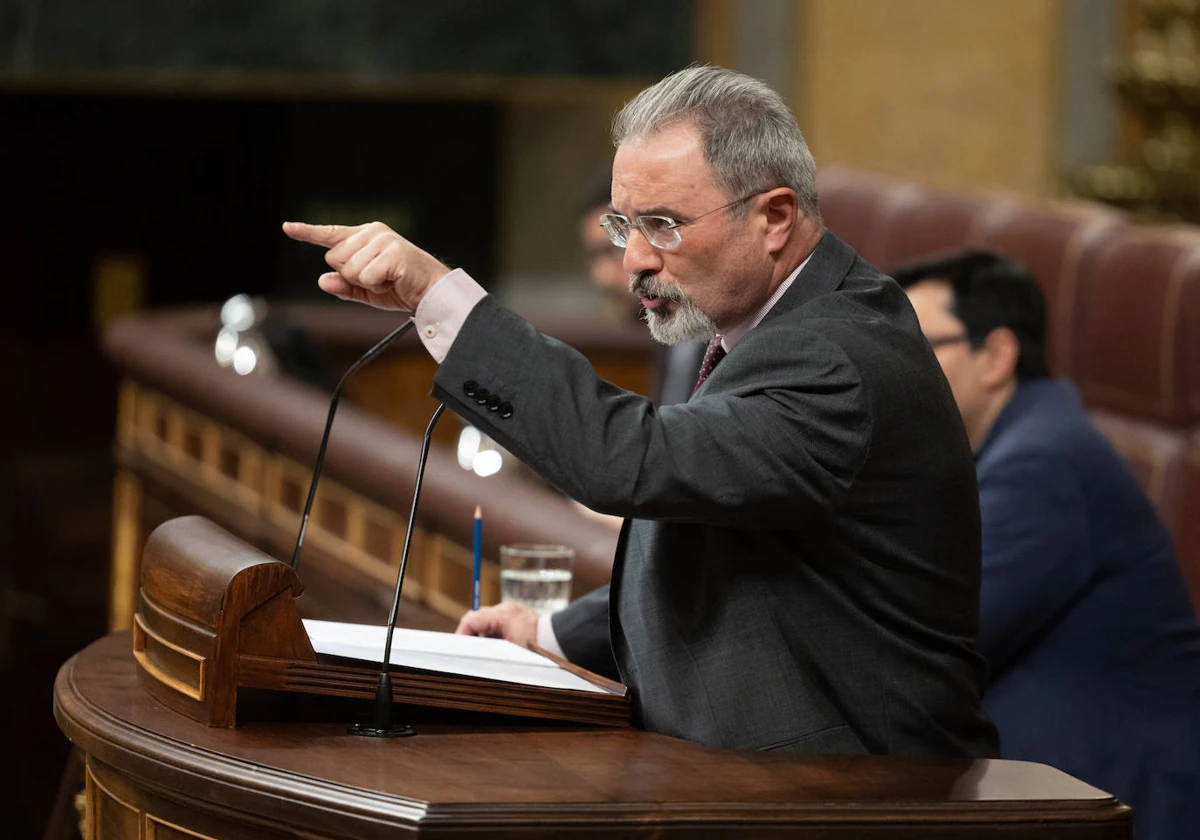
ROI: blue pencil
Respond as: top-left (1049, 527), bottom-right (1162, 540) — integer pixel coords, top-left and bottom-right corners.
top-left (472, 505), bottom-right (482, 611)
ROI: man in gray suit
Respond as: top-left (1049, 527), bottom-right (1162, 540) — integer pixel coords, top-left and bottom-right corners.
top-left (285, 66), bottom-right (998, 757)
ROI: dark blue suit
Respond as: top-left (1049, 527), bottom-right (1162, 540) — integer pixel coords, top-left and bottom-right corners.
top-left (977, 379), bottom-right (1200, 840)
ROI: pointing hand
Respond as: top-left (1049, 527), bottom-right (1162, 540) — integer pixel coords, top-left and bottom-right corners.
top-left (282, 221), bottom-right (450, 312)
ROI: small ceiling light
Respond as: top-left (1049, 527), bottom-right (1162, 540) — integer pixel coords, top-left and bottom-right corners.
top-left (457, 426), bottom-right (482, 470)
top-left (214, 327), bottom-right (239, 366)
top-left (472, 449), bottom-right (503, 477)
top-left (220, 294), bottom-right (258, 332)
top-left (232, 345), bottom-right (258, 375)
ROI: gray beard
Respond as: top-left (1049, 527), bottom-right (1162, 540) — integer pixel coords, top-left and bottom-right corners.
top-left (629, 272), bottom-right (718, 345)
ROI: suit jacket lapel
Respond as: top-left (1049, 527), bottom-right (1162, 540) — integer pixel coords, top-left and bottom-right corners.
top-left (688, 230), bottom-right (858, 400)
top-left (759, 230), bottom-right (858, 326)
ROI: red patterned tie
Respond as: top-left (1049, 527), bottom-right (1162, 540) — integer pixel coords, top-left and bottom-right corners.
top-left (692, 337), bottom-right (727, 394)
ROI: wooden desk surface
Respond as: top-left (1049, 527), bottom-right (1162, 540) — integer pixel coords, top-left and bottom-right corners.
top-left (55, 633), bottom-right (1131, 839)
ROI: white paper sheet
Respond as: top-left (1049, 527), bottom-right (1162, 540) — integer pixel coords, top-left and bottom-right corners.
top-left (302, 619), bottom-right (605, 694)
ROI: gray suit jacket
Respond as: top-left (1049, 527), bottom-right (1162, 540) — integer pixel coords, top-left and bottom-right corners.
top-left (545, 340), bottom-right (707, 681)
top-left (433, 232), bottom-right (999, 757)
top-left (657, 341), bottom-right (707, 407)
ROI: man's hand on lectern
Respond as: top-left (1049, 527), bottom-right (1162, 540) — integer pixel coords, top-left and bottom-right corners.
top-left (456, 602), bottom-right (540, 647)
top-left (283, 221), bottom-right (449, 313)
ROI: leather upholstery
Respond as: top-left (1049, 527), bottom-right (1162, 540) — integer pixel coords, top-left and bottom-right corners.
top-left (814, 167), bottom-right (912, 269)
top-left (102, 305), bottom-right (640, 599)
top-left (873, 190), bottom-right (998, 271)
top-left (819, 167), bottom-right (1200, 613)
top-left (1073, 227), bottom-right (1200, 426)
top-left (974, 200), bottom-right (1123, 378)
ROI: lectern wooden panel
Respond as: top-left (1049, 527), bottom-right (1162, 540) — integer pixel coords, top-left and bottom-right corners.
top-left (131, 516), bottom-right (630, 729)
top-left (56, 633), bottom-right (1131, 839)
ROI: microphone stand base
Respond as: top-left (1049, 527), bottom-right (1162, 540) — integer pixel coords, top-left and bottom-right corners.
top-left (348, 722), bottom-right (416, 738)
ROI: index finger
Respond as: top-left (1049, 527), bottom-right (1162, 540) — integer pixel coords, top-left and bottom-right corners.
top-left (282, 221), bottom-right (360, 248)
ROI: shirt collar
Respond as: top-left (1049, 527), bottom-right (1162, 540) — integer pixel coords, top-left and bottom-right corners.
top-left (719, 253), bottom-right (812, 352)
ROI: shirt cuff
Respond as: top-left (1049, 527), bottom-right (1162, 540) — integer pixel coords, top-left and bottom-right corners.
top-left (413, 268), bottom-right (488, 363)
top-left (536, 611), bottom-right (567, 660)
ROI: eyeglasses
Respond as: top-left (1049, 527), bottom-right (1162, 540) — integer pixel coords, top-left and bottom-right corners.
top-left (598, 191), bottom-right (765, 250)
top-left (926, 334), bottom-right (971, 350)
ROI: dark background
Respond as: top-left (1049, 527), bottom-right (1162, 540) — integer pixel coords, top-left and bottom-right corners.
top-left (0, 90), bottom-right (502, 839)
top-left (0, 2), bottom-right (694, 835)
top-left (0, 0), bottom-right (691, 77)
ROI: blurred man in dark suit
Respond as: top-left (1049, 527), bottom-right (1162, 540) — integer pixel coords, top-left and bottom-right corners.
top-left (578, 171), bottom-right (643, 324)
top-left (896, 250), bottom-right (1200, 840)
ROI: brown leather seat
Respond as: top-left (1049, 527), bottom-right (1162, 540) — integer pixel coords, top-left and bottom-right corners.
top-left (873, 190), bottom-right (998, 272)
top-left (815, 165), bottom-right (913, 269)
top-left (1072, 227), bottom-right (1200, 427)
top-left (816, 171), bottom-right (1200, 613)
top-left (974, 201), bottom-right (1124, 378)
top-left (1070, 228), bottom-right (1200, 598)
top-left (817, 166), bottom-right (996, 272)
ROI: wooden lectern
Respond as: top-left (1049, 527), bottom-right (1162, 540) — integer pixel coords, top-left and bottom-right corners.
top-left (131, 515), bottom-right (629, 729)
top-left (54, 516), bottom-right (1133, 838)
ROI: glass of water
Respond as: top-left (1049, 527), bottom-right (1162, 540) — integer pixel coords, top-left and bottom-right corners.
top-left (499, 544), bottom-right (574, 614)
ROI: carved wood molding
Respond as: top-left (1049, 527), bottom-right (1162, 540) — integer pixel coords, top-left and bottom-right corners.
top-left (110, 379), bottom-right (499, 629)
top-left (57, 634), bottom-right (1133, 839)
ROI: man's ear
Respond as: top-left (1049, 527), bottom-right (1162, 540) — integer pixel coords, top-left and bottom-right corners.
top-left (980, 327), bottom-right (1020, 388)
top-left (761, 188), bottom-right (798, 253)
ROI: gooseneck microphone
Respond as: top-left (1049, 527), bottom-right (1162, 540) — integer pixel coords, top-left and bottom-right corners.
top-left (282, 315), bottom-right (447, 736)
top-left (350, 402), bottom-right (447, 738)
top-left (290, 319), bottom-right (415, 572)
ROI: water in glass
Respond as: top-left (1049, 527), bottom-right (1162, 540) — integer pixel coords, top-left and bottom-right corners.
top-left (500, 568), bottom-right (572, 613)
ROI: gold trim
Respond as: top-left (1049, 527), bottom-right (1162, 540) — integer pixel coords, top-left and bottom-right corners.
top-left (145, 813), bottom-right (218, 840)
top-left (346, 498), bottom-right (367, 547)
top-left (83, 769), bottom-right (94, 840)
top-left (164, 407), bottom-right (187, 465)
top-left (109, 470), bottom-right (142, 632)
top-left (201, 425), bottom-right (221, 472)
top-left (115, 380), bottom-right (481, 622)
top-left (116, 380), bottom-right (138, 447)
top-left (132, 613), bottom-right (206, 702)
top-left (86, 764), bottom-right (141, 840)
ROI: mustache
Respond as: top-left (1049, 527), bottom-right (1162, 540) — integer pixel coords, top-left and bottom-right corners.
top-left (629, 271), bottom-right (684, 302)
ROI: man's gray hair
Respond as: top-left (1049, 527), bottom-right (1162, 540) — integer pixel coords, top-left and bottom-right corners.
top-left (613, 65), bottom-right (820, 219)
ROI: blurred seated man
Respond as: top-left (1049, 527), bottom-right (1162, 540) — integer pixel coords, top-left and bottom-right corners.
top-left (894, 250), bottom-right (1200, 840)
top-left (578, 171), bottom-right (706, 406)
top-left (579, 170), bottom-right (644, 325)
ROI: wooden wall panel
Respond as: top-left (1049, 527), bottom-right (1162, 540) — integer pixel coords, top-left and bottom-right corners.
top-left (800, 0), bottom-right (1063, 195)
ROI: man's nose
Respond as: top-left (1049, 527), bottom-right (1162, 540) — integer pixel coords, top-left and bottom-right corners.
top-left (622, 228), bottom-right (662, 277)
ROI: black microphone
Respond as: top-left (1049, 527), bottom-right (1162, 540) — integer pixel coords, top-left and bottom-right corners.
top-left (350, 402), bottom-right (447, 738)
top-left (282, 314), bottom-right (448, 736)
top-left (290, 319), bottom-right (415, 572)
